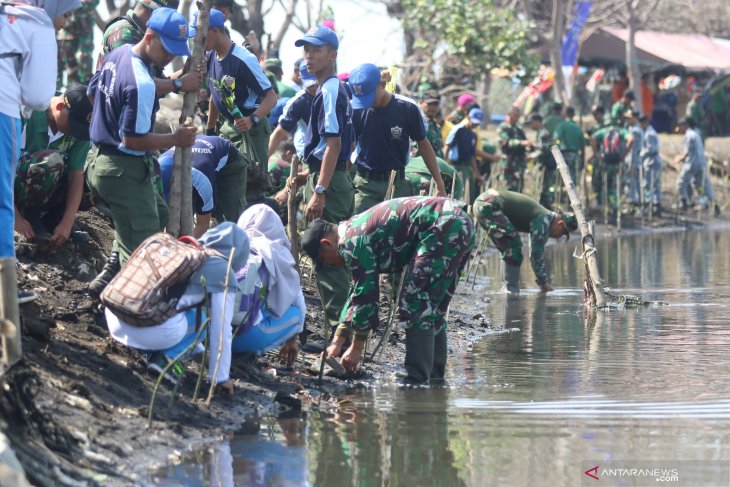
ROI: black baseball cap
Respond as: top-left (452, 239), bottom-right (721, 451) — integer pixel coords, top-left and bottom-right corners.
top-left (64, 83), bottom-right (93, 141)
top-left (301, 219), bottom-right (335, 263)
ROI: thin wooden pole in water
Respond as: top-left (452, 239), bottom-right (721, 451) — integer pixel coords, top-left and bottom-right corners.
top-left (551, 146), bottom-right (607, 307)
top-left (0, 258), bottom-right (21, 374)
top-left (288, 155), bottom-right (300, 265)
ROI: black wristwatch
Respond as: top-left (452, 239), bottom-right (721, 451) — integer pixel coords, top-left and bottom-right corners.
top-left (250, 114), bottom-right (260, 127)
top-left (172, 78), bottom-right (183, 94)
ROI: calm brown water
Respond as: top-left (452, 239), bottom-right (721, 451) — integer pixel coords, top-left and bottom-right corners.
top-left (151, 227), bottom-right (730, 487)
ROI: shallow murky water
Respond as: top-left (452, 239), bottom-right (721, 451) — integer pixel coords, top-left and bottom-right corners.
top-left (151, 228), bottom-right (730, 486)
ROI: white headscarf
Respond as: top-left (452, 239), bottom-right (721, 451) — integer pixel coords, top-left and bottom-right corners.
top-left (237, 205), bottom-right (301, 318)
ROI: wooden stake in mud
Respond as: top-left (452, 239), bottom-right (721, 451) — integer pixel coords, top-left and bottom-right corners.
top-left (551, 146), bottom-right (607, 307)
top-left (288, 155), bottom-right (300, 264)
top-left (616, 163), bottom-right (623, 232)
top-left (385, 170), bottom-right (397, 200)
top-left (0, 259), bottom-right (21, 374)
top-left (167, 0), bottom-right (211, 237)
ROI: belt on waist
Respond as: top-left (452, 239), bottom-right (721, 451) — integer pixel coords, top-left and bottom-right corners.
top-left (96, 144), bottom-right (131, 157)
top-left (356, 167), bottom-right (405, 181)
top-left (308, 159), bottom-right (348, 173)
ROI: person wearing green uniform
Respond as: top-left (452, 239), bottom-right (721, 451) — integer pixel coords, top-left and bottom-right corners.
top-left (264, 58), bottom-right (297, 99)
top-left (498, 106), bottom-right (532, 192)
top-left (610, 90), bottom-right (634, 127)
top-left (406, 149), bottom-right (463, 199)
top-left (554, 106), bottom-right (586, 184)
top-left (419, 90), bottom-right (444, 159)
top-left (56, 0), bottom-right (99, 88)
top-left (590, 121), bottom-right (630, 213)
top-left (302, 196), bottom-right (475, 383)
top-left (542, 101), bottom-right (563, 137)
top-left (296, 25), bottom-right (356, 335)
top-left (267, 141), bottom-right (295, 194)
top-left (478, 138), bottom-right (499, 183)
top-left (528, 113), bottom-right (557, 209)
top-left (202, 9), bottom-right (278, 207)
top-left (348, 63), bottom-right (445, 214)
top-left (14, 84), bottom-right (92, 247)
top-left (86, 8), bottom-right (198, 295)
top-left (473, 189), bottom-right (577, 293)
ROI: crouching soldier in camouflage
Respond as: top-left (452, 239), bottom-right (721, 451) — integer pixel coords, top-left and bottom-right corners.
top-left (301, 196), bottom-right (475, 384)
top-left (473, 189), bottom-right (577, 294)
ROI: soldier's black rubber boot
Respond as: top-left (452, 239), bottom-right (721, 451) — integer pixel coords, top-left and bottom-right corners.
top-left (403, 327), bottom-right (435, 385)
top-left (89, 251), bottom-right (120, 297)
top-left (431, 328), bottom-right (448, 382)
top-left (502, 263), bottom-right (521, 294)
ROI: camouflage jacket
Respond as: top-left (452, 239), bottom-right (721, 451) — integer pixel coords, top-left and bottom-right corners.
top-left (102, 10), bottom-right (163, 77)
top-left (425, 119), bottom-right (444, 158)
top-left (338, 196), bottom-right (467, 331)
top-left (498, 122), bottom-right (527, 160)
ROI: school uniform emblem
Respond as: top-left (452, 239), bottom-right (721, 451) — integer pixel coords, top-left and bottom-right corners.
top-left (179, 24), bottom-right (188, 39)
top-left (391, 126), bottom-right (403, 140)
top-left (353, 84), bottom-right (363, 95)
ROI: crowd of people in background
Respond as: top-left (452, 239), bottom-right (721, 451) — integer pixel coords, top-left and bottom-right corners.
top-left (1, 0), bottom-right (723, 389)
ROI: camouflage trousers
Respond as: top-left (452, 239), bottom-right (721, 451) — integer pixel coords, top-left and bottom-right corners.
top-left (500, 157), bottom-right (526, 192)
top-left (398, 207), bottom-right (475, 334)
top-left (591, 159), bottom-right (620, 210)
top-left (14, 151), bottom-right (66, 209)
top-left (473, 190), bottom-right (524, 267)
top-left (57, 37), bottom-right (94, 88)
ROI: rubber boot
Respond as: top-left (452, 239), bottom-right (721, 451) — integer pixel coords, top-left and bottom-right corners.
top-left (714, 203), bottom-right (721, 217)
top-left (502, 263), bottom-right (520, 294)
top-left (403, 327), bottom-right (435, 385)
top-left (680, 198), bottom-right (689, 211)
top-left (431, 329), bottom-right (448, 382)
top-left (89, 251), bottom-right (120, 297)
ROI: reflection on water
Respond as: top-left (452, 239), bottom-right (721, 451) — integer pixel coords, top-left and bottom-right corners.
top-left (151, 229), bottom-right (730, 486)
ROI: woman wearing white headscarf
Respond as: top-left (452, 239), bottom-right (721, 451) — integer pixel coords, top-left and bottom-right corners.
top-left (233, 204), bottom-right (305, 365)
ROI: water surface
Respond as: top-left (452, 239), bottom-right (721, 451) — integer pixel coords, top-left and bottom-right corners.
top-left (152, 228), bottom-right (730, 486)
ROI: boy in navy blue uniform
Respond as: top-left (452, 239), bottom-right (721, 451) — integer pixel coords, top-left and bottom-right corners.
top-left (267, 62), bottom-right (319, 159)
top-left (348, 63), bottom-right (445, 213)
top-left (86, 7), bottom-right (197, 295)
top-left (296, 24), bottom-right (355, 336)
top-left (200, 8), bottom-right (277, 206)
top-left (445, 107), bottom-right (485, 202)
top-left (158, 135), bottom-right (245, 237)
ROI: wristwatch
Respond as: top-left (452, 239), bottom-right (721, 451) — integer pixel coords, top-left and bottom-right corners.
top-left (250, 114), bottom-right (260, 126)
top-left (172, 78), bottom-right (183, 94)
top-left (314, 184), bottom-right (327, 195)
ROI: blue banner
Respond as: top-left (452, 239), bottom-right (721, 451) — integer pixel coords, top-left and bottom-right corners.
top-left (562, 0), bottom-right (592, 67)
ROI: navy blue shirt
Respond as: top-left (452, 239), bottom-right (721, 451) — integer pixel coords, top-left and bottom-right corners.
top-left (206, 44), bottom-right (272, 120)
top-left (304, 76), bottom-right (354, 166)
top-left (159, 135), bottom-right (236, 215)
top-left (445, 123), bottom-right (477, 165)
top-left (279, 89), bottom-right (314, 157)
top-left (352, 94), bottom-right (427, 171)
top-left (88, 45), bottom-right (159, 156)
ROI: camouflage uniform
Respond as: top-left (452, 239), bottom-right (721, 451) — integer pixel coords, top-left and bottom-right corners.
top-left (473, 189), bottom-right (554, 286)
top-left (534, 127), bottom-right (556, 209)
top-left (267, 155), bottom-right (290, 194)
top-left (425, 118), bottom-right (444, 158)
top-left (554, 118), bottom-right (585, 184)
top-left (406, 156), bottom-right (462, 200)
top-left (498, 122), bottom-right (528, 191)
top-left (100, 6), bottom-right (166, 78)
top-left (56, 0), bottom-right (98, 88)
top-left (337, 196), bottom-right (475, 339)
top-left (591, 126), bottom-right (628, 210)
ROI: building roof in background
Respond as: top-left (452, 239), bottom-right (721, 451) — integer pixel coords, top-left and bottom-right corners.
top-left (580, 27), bottom-right (730, 72)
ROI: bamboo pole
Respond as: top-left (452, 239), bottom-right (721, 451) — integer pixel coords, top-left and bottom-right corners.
top-left (168, 0), bottom-right (211, 237)
top-left (617, 163), bottom-right (623, 231)
top-left (288, 155), bottom-right (300, 264)
top-left (551, 146), bottom-right (607, 308)
top-left (0, 259), bottom-right (21, 374)
top-left (385, 170), bottom-right (397, 200)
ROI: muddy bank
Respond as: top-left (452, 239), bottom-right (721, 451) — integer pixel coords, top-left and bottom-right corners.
top-left (1, 209), bottom-right (498, 486)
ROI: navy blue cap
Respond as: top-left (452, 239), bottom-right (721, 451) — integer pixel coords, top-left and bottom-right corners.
top-left (147, 7), bottom-right (192, 56)
top-left (189, 8), bottom-right (225, 37)
top-left (469, 107), bottom-right (484, 124)
top-left (348, 63), bottom-right (380, 110)
top-left (294, 24), bottom-right (339, 49)
top-left (299, 62), bottom-right (318, 88)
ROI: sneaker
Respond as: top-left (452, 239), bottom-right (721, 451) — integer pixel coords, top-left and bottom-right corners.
top-left (146, 353), bottom-right (186, 385)
top-left (18, 290), bottom-right (37, 304)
